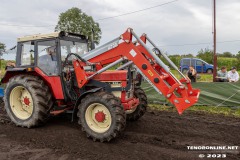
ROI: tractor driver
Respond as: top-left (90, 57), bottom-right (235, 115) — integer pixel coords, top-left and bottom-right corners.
top-left (38, 46), bottom-right (58, 75)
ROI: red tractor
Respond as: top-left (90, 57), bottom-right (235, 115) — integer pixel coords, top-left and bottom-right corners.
top-left (1, 28), bottom-right (200, 142)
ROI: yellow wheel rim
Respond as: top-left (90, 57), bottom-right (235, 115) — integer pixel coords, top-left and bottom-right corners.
top-left (9, 86), bottom-right (33, 120)
top-left (85, 103), bottom-right (112, 133)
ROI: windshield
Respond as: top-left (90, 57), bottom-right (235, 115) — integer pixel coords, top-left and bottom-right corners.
top-left (201, 60), bottom-right (209, 64)
top-left (60, 40), bottom-right (88, 61)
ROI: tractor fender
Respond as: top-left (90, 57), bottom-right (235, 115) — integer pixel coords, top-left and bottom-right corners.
top-left (71, 87), bottom-right (103, 122)
top-left (74, 87), bottom-right (103, 109)
top-left (1, 68), bottom-right (27, 84)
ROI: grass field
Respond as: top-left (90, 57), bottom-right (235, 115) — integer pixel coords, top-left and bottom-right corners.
top-left (149, 104), bottom-right (240, 117)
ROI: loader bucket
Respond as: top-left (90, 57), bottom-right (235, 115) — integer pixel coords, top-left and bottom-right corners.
top-left (173, 88), bottom-right (200, 114)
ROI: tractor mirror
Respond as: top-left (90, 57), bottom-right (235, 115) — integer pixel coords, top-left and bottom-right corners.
top-left (91, 40), bottom-right (95, 50)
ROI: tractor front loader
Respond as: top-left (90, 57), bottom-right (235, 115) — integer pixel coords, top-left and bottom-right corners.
top-left (1, 28), bottom-right (200, 142)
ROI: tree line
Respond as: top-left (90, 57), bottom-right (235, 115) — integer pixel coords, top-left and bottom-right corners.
top-left (165, 48), bottom-right (240, 70)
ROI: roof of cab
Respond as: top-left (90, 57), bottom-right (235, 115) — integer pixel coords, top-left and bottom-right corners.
top-left (17, 31), bottom-right (86, 42)
top-left (17, 32), bottom-right (62, 42)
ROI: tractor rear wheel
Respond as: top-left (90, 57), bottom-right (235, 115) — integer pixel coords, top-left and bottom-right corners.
top-left (4, 75), bottom-right (53, 128)
top-left (78, 91), bottom-right (126, 142)
top-left (126, 87), bottom-right (148, 121)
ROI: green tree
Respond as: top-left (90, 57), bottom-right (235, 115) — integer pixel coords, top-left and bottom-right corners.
top-left (183, 53), bottom-right (194, 57)
top-left (0, 42), bottom-right (6, 51)
top-left (222, 51), bottom-right (233, 57)
top-left (235, 51), bottom-right (240, 69)
top-left (55, 7), bottom-right (101, 45)
top-left (197, 48), bottom-right (213, 64)
top-left (236, 51), bottom-right (240, 59)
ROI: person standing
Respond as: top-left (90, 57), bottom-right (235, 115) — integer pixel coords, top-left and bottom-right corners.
top-left (228, 67), bottom-right (239, 82)
top-left (216, 66), bottom-right (228, 82)
top-left (187, 66), bottom-right (197, 82)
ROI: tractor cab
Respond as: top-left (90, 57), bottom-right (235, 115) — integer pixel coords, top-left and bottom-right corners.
top-left (13, 31), bottom-right (88, 76)
top-left (1, 31), bottom-right (98, 107)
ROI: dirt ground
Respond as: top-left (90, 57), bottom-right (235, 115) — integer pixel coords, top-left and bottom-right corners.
top-left (0, 104), bottom-right (240, 160)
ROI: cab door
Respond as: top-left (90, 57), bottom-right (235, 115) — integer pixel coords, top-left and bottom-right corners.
top-left (196, 60), bottom-right (206, 73)
top-left (35, 39), bottom-right (64, 100)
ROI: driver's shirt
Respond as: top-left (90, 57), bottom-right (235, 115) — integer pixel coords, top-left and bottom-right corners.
top-left (38, 54), bottom-right (58, 75)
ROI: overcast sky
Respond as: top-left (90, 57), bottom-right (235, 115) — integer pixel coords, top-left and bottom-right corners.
top-left (0, 0), bottom-right (240, 57)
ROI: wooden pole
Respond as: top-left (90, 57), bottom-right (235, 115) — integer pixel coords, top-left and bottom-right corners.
top-left (213, 0), bottom-right (217, 82)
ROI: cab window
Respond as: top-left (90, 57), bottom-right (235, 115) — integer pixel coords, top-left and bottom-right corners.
top-left (60, 40), bottom-right (88, 62)
top-left (37, 40), bottom-right (58, 75)
top-left (182, 59), bottom-right (190, 66)
top-left (196, 60), bottom-right (203, 65)
top-left (20, 41), bottom-right (34, 66)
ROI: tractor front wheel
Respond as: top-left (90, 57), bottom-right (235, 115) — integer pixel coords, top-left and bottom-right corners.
top-left (126, 87), bottom-right (148, 121)
top-left (4, 75), bottom-right (53, 128)
top-left (78, 92), bottom-right (126, 142)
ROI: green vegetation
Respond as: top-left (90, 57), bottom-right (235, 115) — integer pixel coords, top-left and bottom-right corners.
top-left (197, 48), bottom-right (213, 64)
top-left (161, 48), bottom-right (240, 70)
top-left (0, 60), bottom-right (7, 77)
top-left (0, 60), bottom-right (16, 78)
top-left (149, 104), bottom-right (240, 118)
top-left (165, 55), bottom-right (239, 71)
top-left (0, 42), bottom-right (6, 51)
top-left (217, 57), bottom-right (238, 70)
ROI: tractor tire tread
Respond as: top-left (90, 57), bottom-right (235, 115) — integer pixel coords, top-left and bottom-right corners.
top-left (78, 91), bottom-right (126, 142)
top-left (126, 87), bottom-right (148, 121)
top-left (4, 75), bottom-right (53, 128)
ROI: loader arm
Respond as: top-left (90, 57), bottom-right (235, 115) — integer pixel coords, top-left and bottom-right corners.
top-left (73, 28), bottom-right (200, 114)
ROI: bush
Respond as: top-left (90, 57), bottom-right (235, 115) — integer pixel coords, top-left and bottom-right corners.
top-left (217, 57), bottom-right (239, 70)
